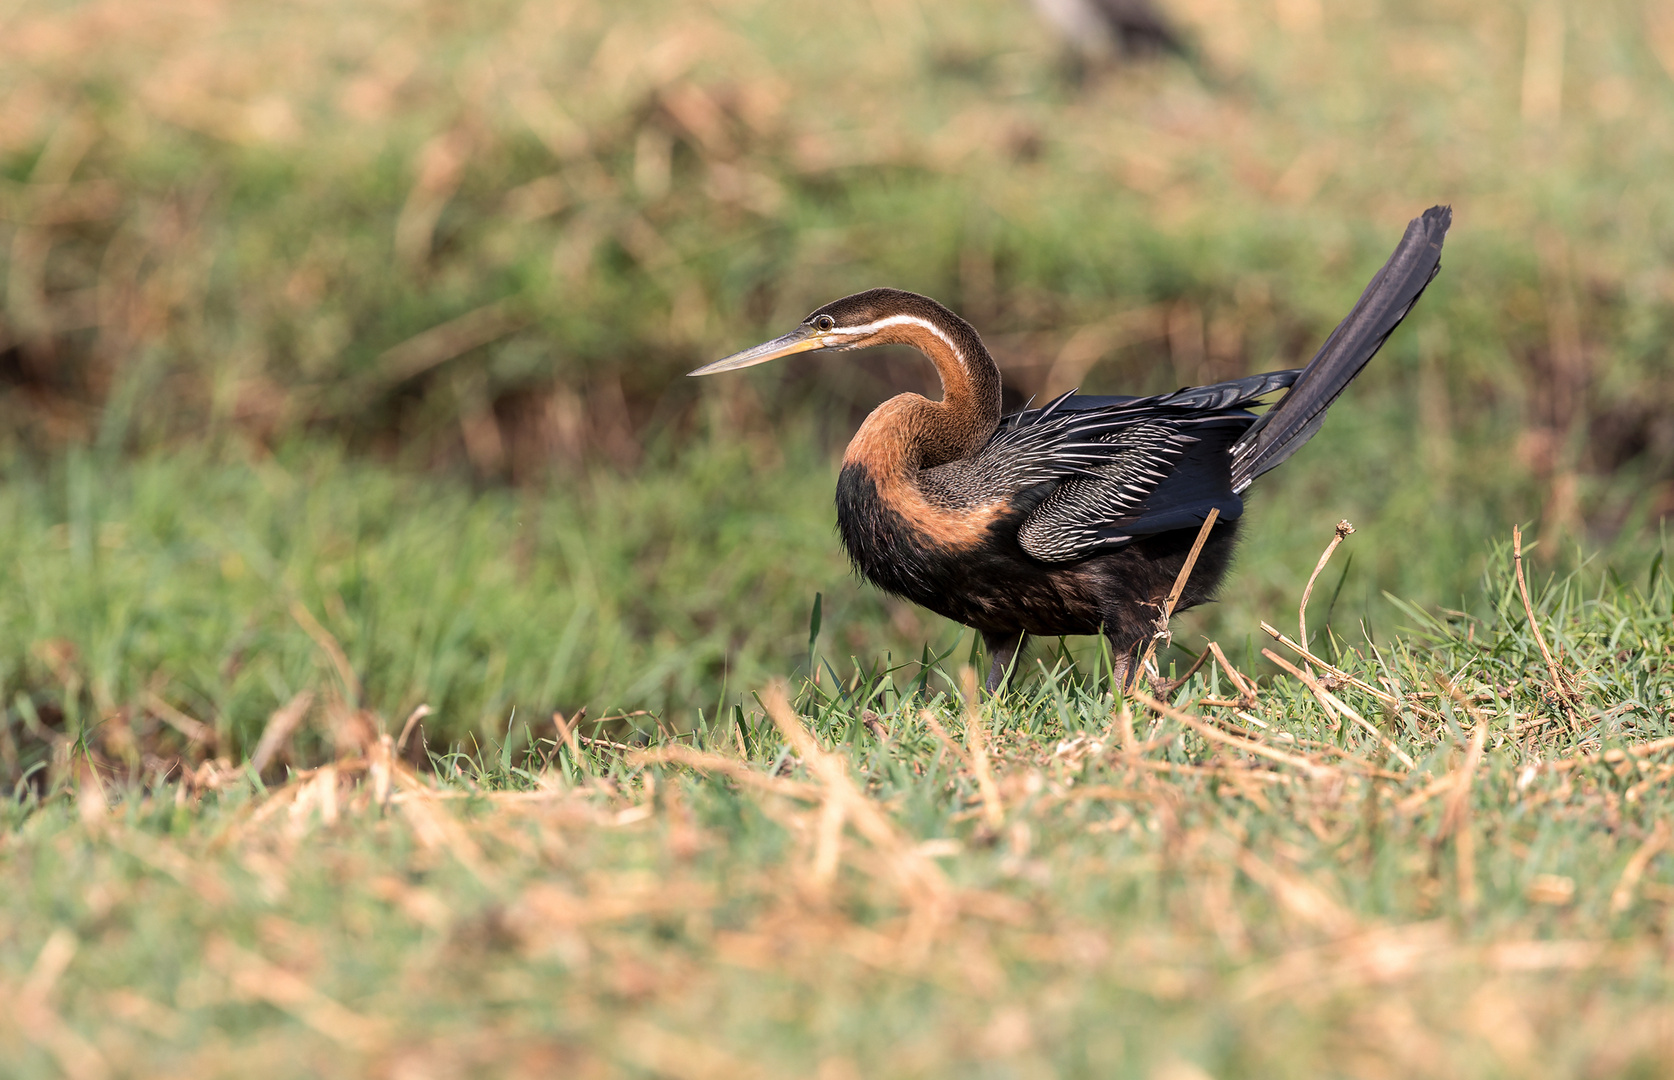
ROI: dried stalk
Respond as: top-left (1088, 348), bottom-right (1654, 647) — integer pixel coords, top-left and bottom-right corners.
top-left (551, 708), bottom-right (586, 770)
top-left (1139, 507), bottom-right (1219, 680)
top-left (1261, 648), bottom-right (1415, 770)
top-left (1132, 689), bottom-right (1336, 780)
top-left (918, 711), bottom-right (973, 770)
top-left (1437, 679), bottom-right (1489, 915)
top-left (1259, 622), bottom-right (1398, 706)
top-left (1513, 525), bottom-right (1581, 732)
top-left (394, 703), bottom-right (430, 754)
top-left (1299, 519), bottom-right (1354, 669)
top-left (1206, 640), bottom-right (1259, 707)
top-left (961, 667), bottom-right (1005, 831)
top-left (1611, 820), bottom-right (1672, 915)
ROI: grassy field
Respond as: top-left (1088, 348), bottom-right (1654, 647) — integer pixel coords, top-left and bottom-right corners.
top-left (0, 434), bottom-right (1615, 775)
top-left (4, 545), bottom-right (1673, 1077)
top-left (5, 0), bottom-right (1674, 1073)
top-left (3, 0), bottom-right (1674, 751)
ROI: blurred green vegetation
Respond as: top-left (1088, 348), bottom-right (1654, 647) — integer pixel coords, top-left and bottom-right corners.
top-left (5, 0), bottom-right (1674, 491)
top-left (2, 0), bottom-right (1674, 760)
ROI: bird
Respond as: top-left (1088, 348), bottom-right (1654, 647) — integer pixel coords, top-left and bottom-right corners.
top-left (1030, 0), bottom-right (1189, 64)
top-left (691, 207), bottom-right (1451, 693)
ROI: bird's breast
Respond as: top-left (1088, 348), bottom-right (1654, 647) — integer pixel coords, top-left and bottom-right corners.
top-left (834, 462), bottom-right (1007, 599)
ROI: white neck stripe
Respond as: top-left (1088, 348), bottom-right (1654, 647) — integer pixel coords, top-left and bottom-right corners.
top-left (830, 314), bottom-right (967, 372)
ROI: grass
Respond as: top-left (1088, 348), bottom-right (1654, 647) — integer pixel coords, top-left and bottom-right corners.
top-left (3, 537), bottom-right (1672, 1077)
top-left (0, 441), bottom-right (1655, 776)
top-left (3, 0), bottom-right (1673, 530)
top-left (0, 438), bottom-right (864, 771)
top-left (4, 0), bottom-right (1671, 755)
top-left (5, 0), bottom-right (1674, 1072)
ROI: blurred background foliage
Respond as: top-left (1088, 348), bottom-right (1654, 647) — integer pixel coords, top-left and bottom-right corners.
top-left (3, 0), bottom-right (1674, 769)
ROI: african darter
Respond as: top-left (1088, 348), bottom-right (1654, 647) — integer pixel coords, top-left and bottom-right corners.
top-left (1030, 0), bottom-right (1190, 65)
top-left (691, 207), bottom-right (1450, 691)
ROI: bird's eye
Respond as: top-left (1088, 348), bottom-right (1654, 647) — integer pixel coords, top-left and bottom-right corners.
top-left (813, 315), bottom-right (836, 332)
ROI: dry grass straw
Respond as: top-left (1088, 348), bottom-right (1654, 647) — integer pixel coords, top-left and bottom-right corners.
top-left (1297, 520), bottom-right (1354, 665)
top-left (9, 929), bottom-right (109, 1080)
top-left (631, 743), bottom-right (818, 802)
top-left (917, 710), bottom-right (973, 770)
top-left (250, 691), bottom-right (315, 775)
top-left (1513, 525), bottom-right (1583, 731)
top-left (1138, 506), bottom-right (1219, 682)
top-left (8, 518), bottom-right (1672, 1075)
top-left (1437, 682), bottom-right (1491, 915)
top-left (207, 936), bottom-right (386, 1052)
top-left (141, 690), bottom-right (213, 749)
top-left (1260, 648), bottom-right (1415, 770)
top-left (394, 704), bottom-right (432, 755)
top-left (1611, 818), bottom-right (1672, 915)
top-left (291, 601), bottom-right (364, 708)
top-left (1133, 689), bottom-right (1337, 781)
top-left (961, 666), bottom-right (1006, 833)
top-left (1258, 621), bottom-right (1400, 709)
top-left (1202, 639), bottom-right (1260, 708)
top-left (22, 659), bottom-right (1668, 1075)
top-left (550, 708), bottom-right (586, 768)
top-left (761, 682), bottom-right (951, 935)
top-left (1112, 693), bottom-right (1138, 754)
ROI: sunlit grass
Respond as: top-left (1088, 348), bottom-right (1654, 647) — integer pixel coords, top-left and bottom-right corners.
top-left (3, 0), bottom-right (1671, 753)
top-left (3, 541), bottom-right (1672, 1077)
top-left (4, 2), bottom-right (1674, 1071)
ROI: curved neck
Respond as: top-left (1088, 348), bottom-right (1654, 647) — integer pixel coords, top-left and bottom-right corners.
top-left (847, 310), bottom-right (1002, 473)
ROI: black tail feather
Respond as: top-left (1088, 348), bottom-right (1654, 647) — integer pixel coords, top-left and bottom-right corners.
top-left (1230, 205), bottom-right (1451, 492)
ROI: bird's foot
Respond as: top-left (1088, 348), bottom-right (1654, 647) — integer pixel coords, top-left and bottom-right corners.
top-left (982, 632), bottom-right (1028, 694)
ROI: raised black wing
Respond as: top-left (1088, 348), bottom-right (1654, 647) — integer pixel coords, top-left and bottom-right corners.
top-left (920, 371), bottom-right (1299, 564)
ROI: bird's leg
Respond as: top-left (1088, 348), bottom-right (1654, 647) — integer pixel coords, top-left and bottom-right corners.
top-left (983, 632), bottom-right (1028, 693)
top-left (1109, 653), bottom-right (1132, 695)
top-left (1107, 639), bottom-right (1143, 695)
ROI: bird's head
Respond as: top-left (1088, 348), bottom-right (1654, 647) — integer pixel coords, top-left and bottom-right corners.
top-left (688, 288), bottom-right (959, 376)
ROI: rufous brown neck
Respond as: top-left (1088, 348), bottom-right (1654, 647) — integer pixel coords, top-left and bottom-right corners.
top-left (842, 310), bottom-right (1002, 475)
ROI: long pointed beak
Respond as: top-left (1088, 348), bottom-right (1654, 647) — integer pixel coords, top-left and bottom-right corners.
top-left (688, 326), bottom-right (828, 376)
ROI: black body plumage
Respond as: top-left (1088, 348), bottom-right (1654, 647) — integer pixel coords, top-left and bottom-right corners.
top-left (836, 460), bottom-right (1241, 653)
top-left (694, 207), bottom-right (1452, 690)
